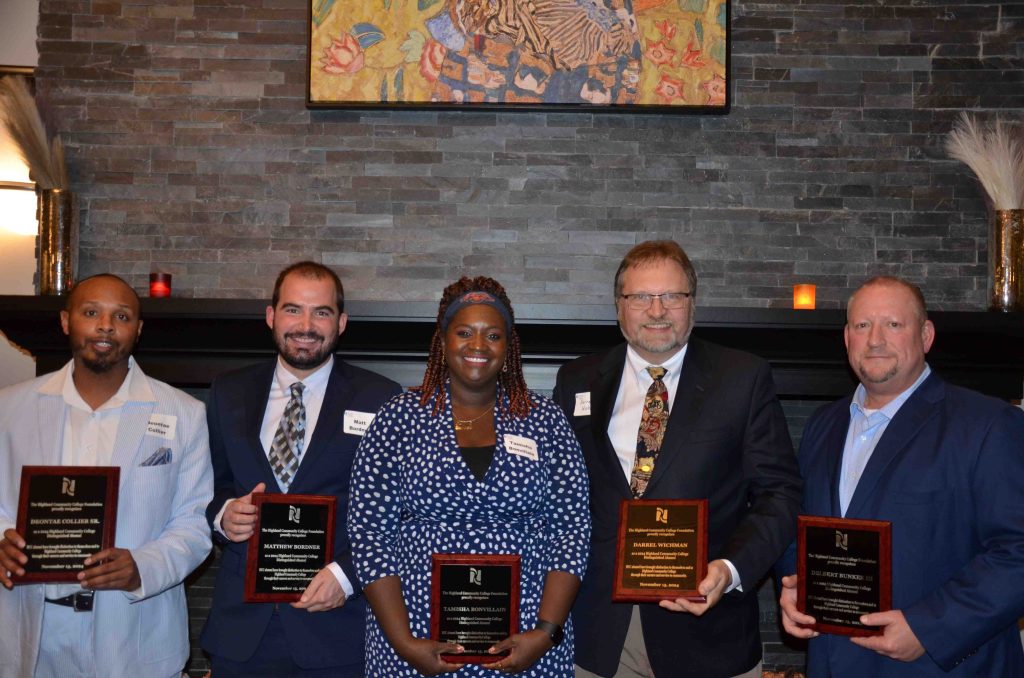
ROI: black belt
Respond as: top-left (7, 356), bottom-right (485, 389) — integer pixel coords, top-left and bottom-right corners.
top-left (44, 591), bottom-right (94, 612)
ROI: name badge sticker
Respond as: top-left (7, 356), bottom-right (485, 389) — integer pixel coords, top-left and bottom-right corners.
top-left (504, 434), bottom-right (539, 462)
top-left (146, 414), bottom-right (177, 440)
top-left (344, 410), bottom-right (375, 436)
top-left (574, 392), bottom-right (591, 417)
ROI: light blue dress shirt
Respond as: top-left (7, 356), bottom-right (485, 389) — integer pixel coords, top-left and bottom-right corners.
top-left (839, 364), bottom-right (931, 516)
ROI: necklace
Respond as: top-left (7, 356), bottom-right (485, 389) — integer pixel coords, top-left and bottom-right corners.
top-left (453, 405), bottom-right (493, 432)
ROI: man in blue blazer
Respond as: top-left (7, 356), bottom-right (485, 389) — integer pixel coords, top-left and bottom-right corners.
top-left (200, 262), bottom-right (401, 677)
top-left (779, 276), bottom-right (1024, 675)
top-left (0, 274), bottom-right (213, 678)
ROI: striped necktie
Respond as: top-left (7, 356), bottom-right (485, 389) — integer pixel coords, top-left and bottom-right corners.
top-left (268, 382), bottom-right (305, 491)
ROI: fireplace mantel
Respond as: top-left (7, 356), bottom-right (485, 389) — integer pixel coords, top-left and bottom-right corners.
top-left (1, 296), bottom-right (1021, 400)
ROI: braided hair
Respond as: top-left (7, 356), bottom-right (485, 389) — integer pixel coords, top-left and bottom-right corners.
top-left (416, 276), bottom-right (533, 419)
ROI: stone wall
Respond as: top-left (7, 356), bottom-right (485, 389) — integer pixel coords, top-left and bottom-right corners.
top-left (31, 1), bottom-right (1024, 674)
top-left (36, 0), bottom-right (1024, 311)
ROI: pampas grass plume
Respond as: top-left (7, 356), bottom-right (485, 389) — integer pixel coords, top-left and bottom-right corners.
top-left (0, 75), bottom-right (68, 190)
top-left (946, 112), bottom-right (1024, 210)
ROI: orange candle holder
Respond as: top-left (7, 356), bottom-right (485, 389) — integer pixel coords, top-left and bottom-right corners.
top-left (149, 272), bottom-right (172, 298)
top-left (793, 284), bottom-right (816, 310)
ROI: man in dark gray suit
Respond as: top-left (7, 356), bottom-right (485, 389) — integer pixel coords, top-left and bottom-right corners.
top-left (553, 240), bottom-right (802, 678)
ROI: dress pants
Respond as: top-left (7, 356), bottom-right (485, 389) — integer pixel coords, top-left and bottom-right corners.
top-left (574, 606), bottom-right (763, 678)
top-left (210, 609), bottom-right (362, 678)
top-left (36, 600), bottom-right (180, 678)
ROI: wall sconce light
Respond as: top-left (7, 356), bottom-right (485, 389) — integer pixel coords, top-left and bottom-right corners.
top-left (0, 180), bottom-right (37, 236)
top-left (793, 284), bottom-right (816, 310)
top-left (0, 77), bottom-right (38, 237)
top-left (1, 68), bottom-right (48, 294)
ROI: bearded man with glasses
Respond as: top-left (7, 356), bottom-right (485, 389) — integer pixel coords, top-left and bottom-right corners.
top-left (553, 240), bottom-right (802, 678)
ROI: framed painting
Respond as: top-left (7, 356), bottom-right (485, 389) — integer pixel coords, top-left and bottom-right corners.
top-left (307, 0), bottom-right (730, 112)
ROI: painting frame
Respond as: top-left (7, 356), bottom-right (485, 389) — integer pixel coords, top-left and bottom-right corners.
top-left (306, 0), bottom-right (730, 113)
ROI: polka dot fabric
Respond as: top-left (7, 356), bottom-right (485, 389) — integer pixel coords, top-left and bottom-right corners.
top-left (349, 384), bottom-right (591, 677)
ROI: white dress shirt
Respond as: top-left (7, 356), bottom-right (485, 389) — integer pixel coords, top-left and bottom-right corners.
top-left (58, 357), bottom-right (152, 467)
top-left (609, 345), bottom-right (687, 480)
top-left (45, 358), bottom-right (152, 599)
top-left (259, 356), bottom-right (333, 480)
top-left (216, 356), bottom-right (353, 596)
top-left (608, 344), bottom-right (741, 592)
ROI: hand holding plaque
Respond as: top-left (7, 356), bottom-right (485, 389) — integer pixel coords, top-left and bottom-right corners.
top-left (613, 499), bottom-right (708, 603)
top-left (244, 493), bottom-right (335, 603)
top-left (0, 529), bottom-right (28, 588)
top-left (12, 466), bottom-right (120, 584)
top-left (797, 515), bottom-right (892, 636)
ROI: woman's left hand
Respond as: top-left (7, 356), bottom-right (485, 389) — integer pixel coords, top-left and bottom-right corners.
top-left (481, 630), bottom-right (553, 673)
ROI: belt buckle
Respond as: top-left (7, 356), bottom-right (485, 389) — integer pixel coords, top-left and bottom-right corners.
top-left (72, 591), bottom-right (94, 612)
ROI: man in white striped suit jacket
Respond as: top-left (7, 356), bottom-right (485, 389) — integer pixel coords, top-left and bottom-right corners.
top-left (0, 274), bottom-right (213, 678)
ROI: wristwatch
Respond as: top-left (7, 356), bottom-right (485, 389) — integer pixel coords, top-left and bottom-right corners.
top-left (534, 619), bottom-right (564, 646)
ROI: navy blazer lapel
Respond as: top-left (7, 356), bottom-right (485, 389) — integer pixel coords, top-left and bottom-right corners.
top-left (590, 345), bottom-right (632, 498)
top-left (290, 360), bottom-right (352, 489)
top-left (822, 399), bottom-right (853, 516)
top-left (845, 374), bottom-right (943, 518)
top-left (645, 339), bottom-right (709, 495)
top-left (245, 362), bottom-right (279, 488)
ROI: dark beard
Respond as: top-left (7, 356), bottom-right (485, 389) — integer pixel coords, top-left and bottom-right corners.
top-left (78, 338), bottom-right (131, 374)
top-left (277, 332), bottom-right (336, 371)
top-left (81, 354), bottom-right (118, 373)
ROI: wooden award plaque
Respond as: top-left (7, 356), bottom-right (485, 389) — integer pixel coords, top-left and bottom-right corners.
top-left (431, 553), bottom-right (520, 663)
top-left (14, 466), bottom-right (119, 584)
top-left (613, 498), bottom-right (708, 603)
top-left (797, 515), bottom-right (892, 636)
top-left (244, 493), bottom-right (336, 603)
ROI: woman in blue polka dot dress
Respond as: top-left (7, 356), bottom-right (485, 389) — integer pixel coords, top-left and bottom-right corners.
top-left (349, 276), bottom-right (590, 677)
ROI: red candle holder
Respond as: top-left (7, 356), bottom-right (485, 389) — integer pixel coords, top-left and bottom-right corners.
top-left (149, 272), bottom-right (172, 298)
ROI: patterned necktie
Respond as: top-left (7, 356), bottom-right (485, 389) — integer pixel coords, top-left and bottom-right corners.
top-left (269, 382), bottom-right (306, 491)
top-left (630, 366), bottom-right (669, 498)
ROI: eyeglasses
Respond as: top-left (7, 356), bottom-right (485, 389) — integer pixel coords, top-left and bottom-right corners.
top-left (618, 292), bottom-right (693, 310)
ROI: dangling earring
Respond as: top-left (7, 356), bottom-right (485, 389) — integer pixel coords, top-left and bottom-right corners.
top-left (502, 360), bottom-right (509, 373)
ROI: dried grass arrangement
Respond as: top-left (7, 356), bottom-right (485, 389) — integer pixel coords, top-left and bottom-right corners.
top-left (945, 112), bottom-right (1024, 210)
top-left (0, 75), bottom-right (68, 190)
